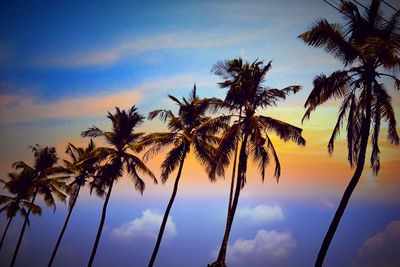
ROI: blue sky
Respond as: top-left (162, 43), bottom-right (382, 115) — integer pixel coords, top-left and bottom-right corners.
top-left (1, 0), bottom-right (400, 266)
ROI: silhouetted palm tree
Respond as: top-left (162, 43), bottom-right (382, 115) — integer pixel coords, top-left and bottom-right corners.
top-left (48, 140), bottom-right (97, 267)
top-left (10, 145), bottom-right (67, 267)
top-left (209, 59), bottom-right (306, 267)
top-left (298, 1), bottom-right (399, 266)
top-left (0, 172), bottom-right (42, 250)
top-left (82, 106), bottom-right (157, 267)
top-left (142, 85), bottom-right (227, 267)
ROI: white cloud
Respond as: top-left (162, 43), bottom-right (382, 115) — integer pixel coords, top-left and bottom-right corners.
top-left (318, 198), bottom-right (335, 210)
top-left (237, 204), bottom-right (284, 225)
top-left (31, 28), bottom-right (270, 68)
top-left (353, 220), bottom-right (400, 267)
top-left (226, 229), bottom-right (296, 265)
top-left (111, 209), bottom-right (177, 242)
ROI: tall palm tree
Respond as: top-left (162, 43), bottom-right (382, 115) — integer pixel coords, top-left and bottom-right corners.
top-left (209, 59), bottom-right (306, 267)
top-left (10, 145), bottom-right (67, 267)
top-left (298, 0), bottom-right (399, 266)
top-left (81, 106), bottom-right (157, 267)
top-left (48, 140), bottom-right (97, 267)
top-left (0, 172), bottom-right (42, 250)
top-left (142, 85), bottom-right (227, 267)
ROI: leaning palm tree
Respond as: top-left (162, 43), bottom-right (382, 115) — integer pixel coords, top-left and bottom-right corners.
top-left (82, 106), bottom-right (157, 267)
top-left (298, 0), bottom-right (399, 266)
top-left (10, 145), bottom-right (67, 267)
top-left (0, 172), bottom-right (42, 250)
top-left (209, 59), bottom-right (306, 267)
top-left (142, 85), bottom-right (227, 267)
top-left (48, 140), bottom-right (98, 267)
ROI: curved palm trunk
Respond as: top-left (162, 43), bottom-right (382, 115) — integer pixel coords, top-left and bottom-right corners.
top-left (87, 181), bottom-right (114, 267)
top-left (0, 216), bottom-right (13, 250)
top-left (48, 185), bottom-right (81, 267)
top-left (209, 131), bottom-right (249, 267)
top-left (227, 108), bottom-right (242, 212)
top-left (315, 83), bottom-right (372, 267)
top-left (10, 189), bottom-right (38, 267)
top-left (148, 151), bottom-right (187, 267)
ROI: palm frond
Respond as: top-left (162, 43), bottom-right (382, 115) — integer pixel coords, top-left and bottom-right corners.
top-left (298, 19), bottom-right (358, 64)
top-left (303, 71), bottom-right (351, 122)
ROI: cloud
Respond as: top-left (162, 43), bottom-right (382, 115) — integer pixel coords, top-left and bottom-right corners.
top-left (31, 28), bottom-right (270, 68)
top-left (353, 220), bottom-right (400, 267)
top-left (237, 204), bottom-right (284, 225)
top-left (318, 198), bottom-right (335, 210)
top-left (111, 209), bottom-right (177, 242)
top-left (225, 229), bottom-right (296, 265)
top-left (0, 89), bottom-right (141, 124)
top-left (0, 73), bottom-right (217, 124)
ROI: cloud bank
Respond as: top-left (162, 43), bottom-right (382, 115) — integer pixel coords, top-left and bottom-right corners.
top-left (353, 220), bottom-right (400, 267)
top-left (237, 204), bottom-right (284, 225)
top-left (226, 229), bottom-right (296, 266)
top-left (111, 209), bottom-right (177, 242)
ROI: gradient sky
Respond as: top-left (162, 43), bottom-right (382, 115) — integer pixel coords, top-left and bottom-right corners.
top-left (0, 0), bottom-right (399, 266)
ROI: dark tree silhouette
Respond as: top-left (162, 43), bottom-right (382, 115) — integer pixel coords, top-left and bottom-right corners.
top-left (0, 172), bottom-right (42, 250)
top-left (298, 0), bottom-right (399, 266)
top-left (82, 106), bottom-right (157, 267)
top-left (10, 145), bottom-right (67, 267)
top-left (48, 140), bottom-right (98, 267)
top-left (208, 58), bottom-right (305, 267)
top-left (141, 85), bottom-right (227, 267)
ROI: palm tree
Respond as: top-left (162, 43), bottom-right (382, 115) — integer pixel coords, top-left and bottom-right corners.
top-left (142, 85), bottom-right (227, 267)
top-left (209, 58), bottom-right (306, 267)
top-left (10, 145), bottom-right (67, 267)
top-left (298, 0), bottom-right (399, 266)
top-left (0, 172), bottom-right (42, 250)
top-left (81, 106), bottom-right (157, 267)
top-left (48, 140), bottom-right (97, 267)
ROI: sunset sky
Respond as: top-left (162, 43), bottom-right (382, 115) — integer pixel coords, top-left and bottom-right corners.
top-left (0, 0), bottom-right (399, 266)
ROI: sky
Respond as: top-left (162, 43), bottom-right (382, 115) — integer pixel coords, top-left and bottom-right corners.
top-left (0, 0), bottom-right (399, 266)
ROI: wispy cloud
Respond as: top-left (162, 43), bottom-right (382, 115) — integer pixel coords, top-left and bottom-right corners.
top-left (0, 73), bottom-right (217, 124)
top-left (223, 229), bottom-right (296, 266)
top-left (0, 89), bottom-right (141, 124)
top-left (237, 204), bottom-right (284, 225)
top-left (111, 209), bottom-right (176, 242)
top-left (31, 28), bottom-right (270, 68)
top-left (353, 220), bottom-right (400, 267)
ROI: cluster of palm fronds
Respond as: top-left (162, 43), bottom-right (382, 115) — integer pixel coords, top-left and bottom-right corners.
top-left (0, 59), bottom-right (305, 267)
top-left (1, 1), bottom-right (399, 267)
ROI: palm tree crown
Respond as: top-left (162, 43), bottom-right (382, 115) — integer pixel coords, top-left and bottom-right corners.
top-left (82, 106), bottom-right (156, 267)
top-left (298, 0), bottom-right (399, 266)
top-left (142, 85), bottom-right (228, 267)
top-left (209, 58), bottom-right (305, 267)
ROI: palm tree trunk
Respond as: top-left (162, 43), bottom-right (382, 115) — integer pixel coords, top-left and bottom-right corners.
top-left (227, 108), bottom-right (242, 212)
top-left (315, 82), bottom-right (372, 267)
top-left (87, 181), bottom-right (114, 267)
top-left (10, 189), bottom-right (38, 267)
top-left (210, 131), bottom-right (249, 267)
top-left (48, 185), bottom-right (81, 267)
top-left (0, 216), bottom-right (13, 251)
top-left (148, 150), bottom-right (187, 267)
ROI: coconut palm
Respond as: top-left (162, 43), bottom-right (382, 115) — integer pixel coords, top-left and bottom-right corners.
top-left (209, 59), bottom-right (306, 267)
top-left (142, 85), bottom-right (227, 267)
top-left (298, 0), bottom-right (399, 266)
top-left (0, 172), bottom-right (42, 251)
top-left (48, 140), bottom-right (97, 267)
top-left (10, 145), bottom-right (67, 267)
top-left (81, 106), bottom-right (157, 267)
